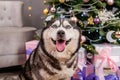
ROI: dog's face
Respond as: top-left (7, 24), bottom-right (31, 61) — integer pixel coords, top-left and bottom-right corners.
top-left (41, 19), bottom-right (81, 61)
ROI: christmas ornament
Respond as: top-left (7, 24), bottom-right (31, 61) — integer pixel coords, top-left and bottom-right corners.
top-left (86, 53), bottom-right (93, 59)
top-left (83, 0), bottom-right (89, 3)
top-left (88, 16), bottom-right (94, 25)
top-left (50, 5), bottom-right (56, 13)
top-left (79, 21), bottom-right (84, 27)
top-left (81, 35), bottom-right (86, 43)
top-left (43, 8), bottom-right (49, 15)
top-left (115, 31), bottom-right (120, 38)
top-left (50, 7), bottom-right (56, 13)
top-left (59, 0), bottom-right (65, 3)
top-left (93, 17), bottom-right (100, 24)
top-left (107, 0), bottom-right (114, 5)
top-left (106, 31), bottom-right (116, 43)
top-left (71, 16), bottom-right (78, 22)
top-left (117, 38), bottom-right (120, 44)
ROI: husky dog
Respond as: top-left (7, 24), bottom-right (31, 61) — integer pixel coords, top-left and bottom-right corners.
top-left (3, 18), bottom-right (81, 80)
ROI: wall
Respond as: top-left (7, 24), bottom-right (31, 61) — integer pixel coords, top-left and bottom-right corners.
top-left (0, 0), bottom-right (46, 29)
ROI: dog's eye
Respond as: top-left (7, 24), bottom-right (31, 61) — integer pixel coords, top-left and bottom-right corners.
top-left (51, 25), bottom-right (58, 28)
top-left (64, 25), bottom-right (71, 29)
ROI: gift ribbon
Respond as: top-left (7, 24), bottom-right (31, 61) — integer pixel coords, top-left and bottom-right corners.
top-left (95, 46), bottom-right (118, 72)
top-left (95, 45), bottom-right (119, 80)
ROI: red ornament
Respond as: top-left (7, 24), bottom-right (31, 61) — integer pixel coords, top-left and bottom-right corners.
top-left (93, 17), bottom-right (100, 24)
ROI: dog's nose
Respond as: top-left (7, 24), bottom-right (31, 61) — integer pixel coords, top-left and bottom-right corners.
top-left (57, 30), bottom-right (65, 38)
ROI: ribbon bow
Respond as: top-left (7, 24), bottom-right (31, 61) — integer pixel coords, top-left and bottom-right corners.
top-left (94, 45), bottom-right (119, 80)
top-left (95, 46), bottom-right (118, 72)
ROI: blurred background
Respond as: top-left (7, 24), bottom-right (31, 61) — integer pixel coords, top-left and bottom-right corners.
top-left (0, 0), bottom-right (46, 29)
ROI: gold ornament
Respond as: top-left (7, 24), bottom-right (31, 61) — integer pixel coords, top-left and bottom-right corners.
top-left (115, 31), bottom-right (120, 38)
top-left (88, 16), bottom-right (94, 25)
top-left (43, 8), bottom-right (49, 15)
top-left (89, 48), bottom-right (91, 50)
top-left (59, 0), bottom-right (65, 3)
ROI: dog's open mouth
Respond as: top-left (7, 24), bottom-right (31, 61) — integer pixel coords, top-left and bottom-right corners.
top-left (51, 38), bottom-right (71, 52)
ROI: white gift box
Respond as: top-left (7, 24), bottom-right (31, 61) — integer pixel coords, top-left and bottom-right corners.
top-left (93, 44), bottom-right (120, 79)
top-left (94, 44), bottom-right (120, 66)
top-left (78, 44), bottom-right (120, 66)
top-left (94, 44), bottom-right (120, 56)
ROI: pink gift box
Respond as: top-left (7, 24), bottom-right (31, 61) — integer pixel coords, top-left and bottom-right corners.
top-left (26, 40), bottom-right (39, 52)
top-left (25, 40), bottom-right (39, 59)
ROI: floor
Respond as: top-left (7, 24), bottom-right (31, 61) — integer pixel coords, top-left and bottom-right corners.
top-left (0, 66), bottom-right (22, 80)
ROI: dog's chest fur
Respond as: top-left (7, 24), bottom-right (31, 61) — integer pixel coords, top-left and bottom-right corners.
top-left (39, 65), bottom-right (75, 80)
top-left (27, 47), bottom-right (78, 80)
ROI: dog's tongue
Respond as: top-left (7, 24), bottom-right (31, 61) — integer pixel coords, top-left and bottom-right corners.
top-left (56, 41), bottom-right (65, 52)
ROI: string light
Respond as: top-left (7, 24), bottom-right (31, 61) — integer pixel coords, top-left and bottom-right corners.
top-left (44, 0), bottom-right (47, 4)
top-left (28, 6), bottom-right (32, 10)
top-left (27, 0), bottom-right (32, 17)
top-left (28, 13), bottom-right (32, 17)
top-left (86, 36), bottom-right (102, 43)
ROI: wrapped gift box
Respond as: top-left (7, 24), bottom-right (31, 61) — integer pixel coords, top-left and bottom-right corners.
top-left (94, 44), bottom-right (120, 66)
top-left (25, 40), bottom-right (39, 59)
top-left (71, 65), bottom-right (97, 80)
top-left (93, 44), bottom-right (120, 79)
top-left (77, 44), bottom-right (120, 79)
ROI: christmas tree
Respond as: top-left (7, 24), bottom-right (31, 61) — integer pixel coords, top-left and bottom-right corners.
top-left (43, 0), bottom-right (120, 54)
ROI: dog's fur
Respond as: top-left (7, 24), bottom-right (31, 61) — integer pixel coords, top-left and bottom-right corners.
top-left (4, 18), bottom-right (81, 80)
